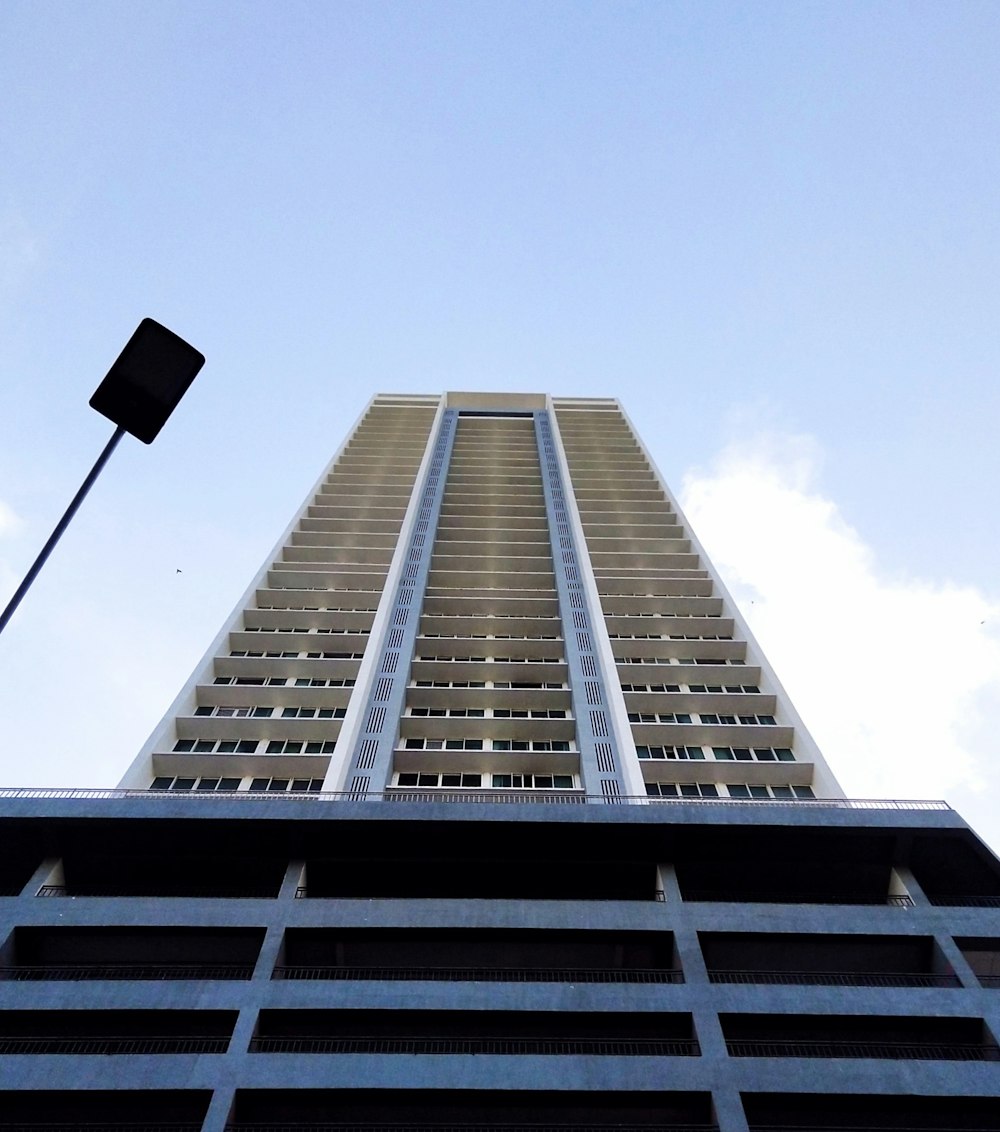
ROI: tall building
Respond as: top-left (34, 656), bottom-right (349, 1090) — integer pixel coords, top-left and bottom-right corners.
top-left (2, 391), bottom-right (1000, 1132)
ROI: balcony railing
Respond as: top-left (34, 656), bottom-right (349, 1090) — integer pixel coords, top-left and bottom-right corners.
top-left (295, 888), bottom-right (667, 902)
top-left (0, 787), bottom-right (952, 811)
top-left (929, 894), bottom-right (1000, 907)
top-left (683, 892), bottom-right (914, 907)
top-left (0, 1126), bottom-right (204, 1132)
top-left (0, 964), bottom-right (255, 981)
top-left (708, 970), bottom-right (960, 988)
top-left (35, 885), bottom-right (277, 899)
top-left (248, 1035), bottom-right (700, 1056)
top-left (225, 1125), bottom-right (719, 1132)
top-left (726, 1039), bottom-right (1000, 1061)
top-left (273, 965), bottom-right (683, 984)
top-left (0, 1035), bottom-right (230, 1055)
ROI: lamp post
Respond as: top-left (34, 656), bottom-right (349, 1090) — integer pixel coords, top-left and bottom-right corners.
top-left (0, 319), bottom-right (205, 635)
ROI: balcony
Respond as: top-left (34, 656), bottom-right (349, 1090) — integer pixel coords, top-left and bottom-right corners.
top-left (249, 1009), bottom-right (699, 1057)
top-left (701, 932), bottom-right (960, 988)
top-left (0, 1010), bottom-right (236, 1055)
top-left (226, 1088), bottom-right (717, 1132)
top-left (274, 928), bottom-right (682, 985)
top-left (1, 926), bottom-right (263, 981)
top-left (721, 1012), bottom-right (997, 1061)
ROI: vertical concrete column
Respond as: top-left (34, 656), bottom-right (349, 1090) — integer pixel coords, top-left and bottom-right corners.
top-left (200, 1086), bottom-right (236, 1132)
top-left (656, 862), bottom-right (683, 903)
top-left (342, 409), bottom-right (459, 794)
top-left (934, 932), bottom-right (985, 990)
top-left (535, 410), bottom-right (629, 799)
top-left (711, 1087), bottom-right (751, 1132)
top-left (19, 855), bottom-right (62, 896)
top-left (891, 864), bottom-right (930, 908)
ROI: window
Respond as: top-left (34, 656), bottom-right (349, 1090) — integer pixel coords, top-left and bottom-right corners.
top-left (698, 713), bottom-right (775, 726)
top-left (620, 683), bottom-right (681, 693)
top-left (150, 776), bottom-right (241, 792)
top-left (413, 680), bottom-right (487, 688)
top-left (727, 783), bottom-right (815, 800)
top-left (293, 677), bottom-right (356, 687)
top-left (712, 746), bottom-right (795, 762)
top-left (492, 740), bottom-right (571, 752)
top-left (628, 712), bottom-right (692, 724)
top-left (194, 706), bottom-right (274, 718)
top-left (280, 706), bottom-right (346, 719)
top-left (244, 625), bottom-right (309, 633)
top-left (687, 684), bottom-right (760, 694)
top-left (264, 739), bottom-right (336, 755)
top-left (410, 707), bottom-right (485, 718)
top-left (493, 709), bottom-right (567, 719)
top-left (645, 782), bottom-right (719, 798)
top-left (636, 745), bottom-right (705, 760)
top-left (493, 681), bottom-right (563, 689)
top-left (248, 777), bottom-right (324, 792)
top-left (402, 738), bottom-right (483, 751)
top-left (172, 739), bottom-right (258, 754)
top-left (395, 773), bottom-right (483, 788)
top-left (491, 774), bottom-right (574, 789)
top-left (214, 675), bottom-right (287, 685)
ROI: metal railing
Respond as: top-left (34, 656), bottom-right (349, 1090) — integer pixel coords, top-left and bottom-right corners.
top-left (248, 1035), bottom-right (700, 1056)
top-left (294, 888), bottom-right (667, 902)
top-left (224, 1124), bottom-right (719, 1132)
top-left (273, 965), bottom-right (683, 984)
top-left (36, 884), bottom-right (278, 899)
top-left (749, 1127), bottom-right (1000, 1132)
top-left (749, 1126), bottom-right (1000, 1132)
top-left (683, 891), bottom-right (914, 907)
top-left (0, 1125), bottom-right (204, 1132)
top-left (0, 964), bottom-right (254, 981)
top-left (929, 894), bottom-right (1000, 907)
top-left (726, 1038), bottom-right (1000, 1061)
top-left (708, 969), bottom-right (960, 988)
top-left (0, 786), bottom-right (952, 811)
top-left (0, 1035), bottom-right (230, 1055)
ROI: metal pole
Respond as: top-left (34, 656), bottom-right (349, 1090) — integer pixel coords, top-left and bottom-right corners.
top-left (0, 425), bottom-right (127, 635)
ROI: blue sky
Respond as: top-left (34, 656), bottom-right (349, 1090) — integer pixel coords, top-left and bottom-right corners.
top-left (1, 3), bottom-right (999, 846)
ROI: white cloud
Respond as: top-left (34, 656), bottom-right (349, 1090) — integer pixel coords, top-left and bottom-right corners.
top-left (679, 434), bottom-right (1000, 806)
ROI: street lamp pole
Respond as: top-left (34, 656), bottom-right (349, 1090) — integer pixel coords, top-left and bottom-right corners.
top-left (0, 426), bottom-right (126, 634)
top-left (0, 319), bottom-right (204, 637)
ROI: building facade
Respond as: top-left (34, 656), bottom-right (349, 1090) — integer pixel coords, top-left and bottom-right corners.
top-left (1, 392), bottom-right (1000, 1131)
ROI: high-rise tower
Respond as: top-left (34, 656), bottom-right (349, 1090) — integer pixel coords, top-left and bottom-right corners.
top-left (2, 392), bottom-right (1000, 1132)
top-left (119, 392), bottom-right (839, 804)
